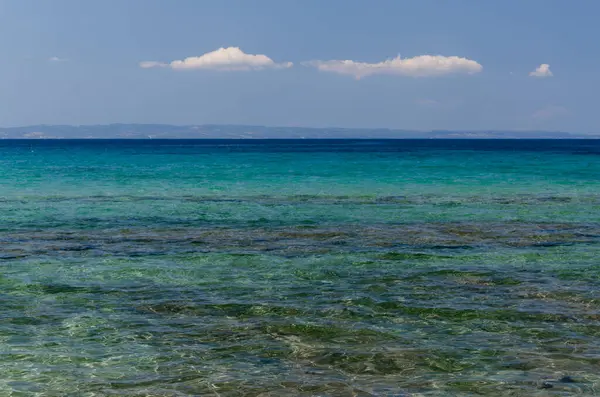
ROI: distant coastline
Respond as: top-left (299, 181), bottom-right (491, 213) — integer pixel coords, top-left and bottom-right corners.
top-left (0, 124), bottom-right (598, 139)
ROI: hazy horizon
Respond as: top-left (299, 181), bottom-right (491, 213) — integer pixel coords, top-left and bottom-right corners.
top-left (0, 123), bottom-right (598, 139)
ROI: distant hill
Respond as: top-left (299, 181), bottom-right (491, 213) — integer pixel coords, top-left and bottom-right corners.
top-left (0, 124), bottom-right (597, 139)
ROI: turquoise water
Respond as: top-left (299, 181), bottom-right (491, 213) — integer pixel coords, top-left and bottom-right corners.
top-left (1, 139), bottom-right (600, 396)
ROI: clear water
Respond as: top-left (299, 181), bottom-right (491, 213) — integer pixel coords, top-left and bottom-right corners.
top-left (1, 139), bottom-right (600, 396)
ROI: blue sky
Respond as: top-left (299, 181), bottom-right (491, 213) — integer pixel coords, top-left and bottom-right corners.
top-left (0, 0), bottom-right (598, 132)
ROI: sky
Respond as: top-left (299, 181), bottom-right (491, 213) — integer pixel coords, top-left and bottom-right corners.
top-left (0, 0), bottom-right (599, 132)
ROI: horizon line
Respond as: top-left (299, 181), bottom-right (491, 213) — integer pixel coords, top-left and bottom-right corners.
top-left (0, 123), bottom-right (595, 135)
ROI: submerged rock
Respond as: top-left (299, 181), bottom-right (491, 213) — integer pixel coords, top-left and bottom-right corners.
top-left (559, 375), bottom-right (576, 383)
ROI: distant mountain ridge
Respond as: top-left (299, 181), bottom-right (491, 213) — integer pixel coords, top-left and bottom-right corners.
top-left (0, 124), bottom-right (597, 139)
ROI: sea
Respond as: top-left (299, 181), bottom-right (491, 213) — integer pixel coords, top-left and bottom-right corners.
top-left (1, 139), bottom-right (599, 396)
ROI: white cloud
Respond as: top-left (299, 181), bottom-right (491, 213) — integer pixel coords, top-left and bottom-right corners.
top-left (532, 105), bottom-right (569, 120)
top-left (139, 61), bottom-right (166, 69)
top-left (48, 56), bottom-right (67, 62)
top-left (303, 54), bottom-right (482, 79)
top-left (140, 47), bottom-right (292, 71)
top-left (416, 98), bottom-right (439, 106)
top-left (529, 64), bottom-right (553, 78)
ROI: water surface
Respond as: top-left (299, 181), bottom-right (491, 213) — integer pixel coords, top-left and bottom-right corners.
top-left (1, 140), bottom-right (600, 396)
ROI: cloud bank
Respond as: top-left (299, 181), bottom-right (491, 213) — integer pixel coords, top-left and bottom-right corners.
top-left (304, 54), bottom-right (483, 79)
top-left (532, 105), bottom-right (569, 120)
top-left (140, 47), bottom-right (293, 71)
top-left (529, 64), bottom-right (553, 78)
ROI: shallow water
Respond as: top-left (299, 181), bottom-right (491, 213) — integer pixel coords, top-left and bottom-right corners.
top-left (1, 139), bottom-right (600, 396)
